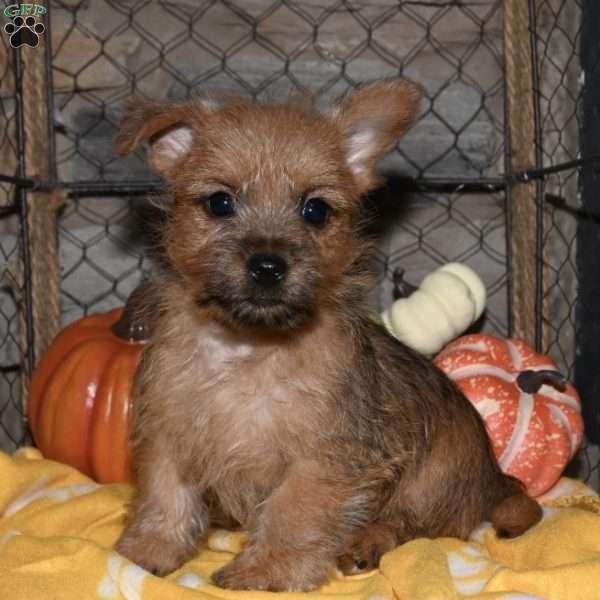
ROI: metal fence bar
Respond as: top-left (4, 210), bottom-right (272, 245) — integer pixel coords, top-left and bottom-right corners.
top-left (527, 0), bottom-right (545, 352)
top-left (11, 159), bottom-right (600, 196)
top-left (12, 47), bottom-right (36, 381)
top-left (576, 0), bottom-right (600, 445)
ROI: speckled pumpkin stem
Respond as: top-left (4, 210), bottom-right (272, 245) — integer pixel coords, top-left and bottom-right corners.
top-left (111, 282), bottom-right (156, 342)
top-left (392, 268), bottom-right (419, 300)
top-left (516, 369), bottom-right (567, 394)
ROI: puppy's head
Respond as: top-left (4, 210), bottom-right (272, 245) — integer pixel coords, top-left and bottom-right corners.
top-left (116, 81), bottom-right (421, 331)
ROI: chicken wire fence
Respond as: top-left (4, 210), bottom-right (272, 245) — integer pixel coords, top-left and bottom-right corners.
top-left (0, 0), bottom-right (598, 487)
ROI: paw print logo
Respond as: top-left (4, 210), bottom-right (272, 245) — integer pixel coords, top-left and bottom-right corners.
top-left (4, 16), bottom-right (45, 48)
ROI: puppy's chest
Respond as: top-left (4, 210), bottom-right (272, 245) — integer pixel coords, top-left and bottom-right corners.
top-left (181, 325), bottom-right (333, 466)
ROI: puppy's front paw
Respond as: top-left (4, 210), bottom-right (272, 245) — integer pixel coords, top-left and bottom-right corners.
top-left (212, 559), bottom-right (271, 591)
top-left (212, 552), bottom-right (322, 592)
top-left (115, 531), bottom-right (193, 577)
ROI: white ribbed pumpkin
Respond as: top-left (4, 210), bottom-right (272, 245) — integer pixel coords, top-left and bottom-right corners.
top-left (381, 263), bottom-right (486, 355)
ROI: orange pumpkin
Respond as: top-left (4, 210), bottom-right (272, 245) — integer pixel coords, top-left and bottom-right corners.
top-left (28, 289), bottom-right (151, 483)
top-left (435, 334), bottom-right (584, 497)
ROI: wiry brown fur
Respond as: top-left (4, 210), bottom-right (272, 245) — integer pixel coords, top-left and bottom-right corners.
top-left (114, 81), bottom-right (542, 592)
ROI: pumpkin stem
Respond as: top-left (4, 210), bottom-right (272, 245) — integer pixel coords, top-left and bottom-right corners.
top-left (111, 282), bottom-right (156, 342)
top-left (392, 268), bottom-right (419, 300)
top-left (516, 369), bottom-right (567, 394)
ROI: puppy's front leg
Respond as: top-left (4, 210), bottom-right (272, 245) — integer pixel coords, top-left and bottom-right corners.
top-left (212, 461), bottom-right (370, 592)
top-left (116, 439), bottom-right (208, 576)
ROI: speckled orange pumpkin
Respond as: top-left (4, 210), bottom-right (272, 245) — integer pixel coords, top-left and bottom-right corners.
top-left (435, 334), bottom-right (584, 497)
top-left (27, 290), bottom-right (151, 483)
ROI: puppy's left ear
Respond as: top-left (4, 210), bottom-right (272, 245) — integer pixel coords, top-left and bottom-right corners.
top-left (333, 80), bottom-right (422, 191)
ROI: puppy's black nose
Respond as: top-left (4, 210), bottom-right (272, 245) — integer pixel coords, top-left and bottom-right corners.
top-left (247, 253), bottom-right (288, 287)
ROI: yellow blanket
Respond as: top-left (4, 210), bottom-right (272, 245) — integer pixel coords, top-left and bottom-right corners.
top-left (1, 449), bottom-right (600, 600)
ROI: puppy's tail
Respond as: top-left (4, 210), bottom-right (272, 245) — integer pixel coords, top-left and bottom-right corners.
top-left (490, 478), bottom-right (543, 538)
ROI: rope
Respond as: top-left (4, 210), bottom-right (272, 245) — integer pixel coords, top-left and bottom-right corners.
top-left (19, 1), bottom-right (61, 412)
top-left (504, 0), bottom-right (539, 346)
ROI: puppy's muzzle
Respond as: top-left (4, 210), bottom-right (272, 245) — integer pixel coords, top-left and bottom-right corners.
top-left (247, 253), bottom-right (288, 288)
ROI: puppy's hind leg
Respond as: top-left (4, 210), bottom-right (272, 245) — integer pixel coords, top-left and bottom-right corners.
top-left (490, 476), bottom-right (542, 538)
top-left (212, 461), bottom-right (374, 592)
top-left (115, 440), bottom-right (209, 576)
top-left (337, 521), bottom-right (398, 574)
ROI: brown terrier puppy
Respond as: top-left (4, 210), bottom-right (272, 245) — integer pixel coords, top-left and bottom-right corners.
top-left (114, 80), bottom-right (542, 592)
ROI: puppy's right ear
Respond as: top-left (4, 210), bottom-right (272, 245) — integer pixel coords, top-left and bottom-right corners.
top-left (115, 97), bottom-right (203, 175)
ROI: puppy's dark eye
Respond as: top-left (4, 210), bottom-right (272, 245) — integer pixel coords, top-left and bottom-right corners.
top-left (206, 191), bottom-right (236, 218)
top-left (301, 197), bottom-right (330, 227)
